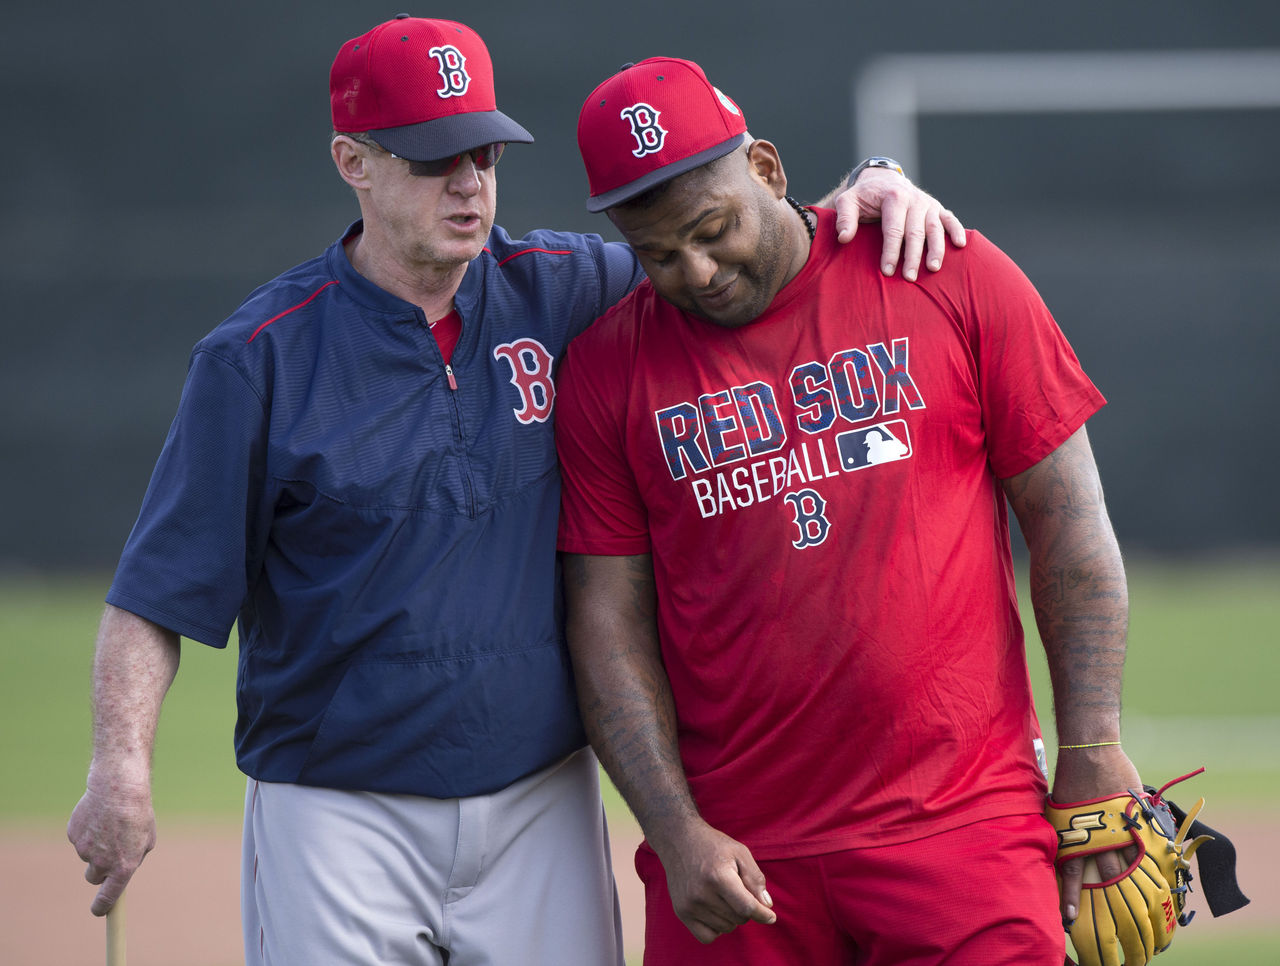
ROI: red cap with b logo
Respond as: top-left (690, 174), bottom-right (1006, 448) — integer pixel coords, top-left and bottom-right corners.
top-left (330, 15), bottom-right (533, 162)
top-left (577, 57), bottom-right (748, 212)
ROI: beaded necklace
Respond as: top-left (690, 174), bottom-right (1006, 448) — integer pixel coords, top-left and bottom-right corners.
top-left (784, 195), bottom-right (815, 243)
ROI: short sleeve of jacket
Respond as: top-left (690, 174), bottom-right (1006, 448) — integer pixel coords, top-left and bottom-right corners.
top-left (555, 325), bottom-right (651, 555)
top-left (948, 231), bottom-right (1105, 479)
top-left (106, 347), bottom-right (270, 646)
top-left (598, 240), bottom-right (647, 314)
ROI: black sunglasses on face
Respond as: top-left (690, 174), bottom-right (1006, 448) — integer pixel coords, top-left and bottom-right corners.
top-left (390, 142), bottom-right (507, 177)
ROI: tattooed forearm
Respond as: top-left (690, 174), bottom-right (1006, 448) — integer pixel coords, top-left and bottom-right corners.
top-left (1003, 426), bottom-right (1129, 742)
top-left (563, 552), bottom-right (704, 846)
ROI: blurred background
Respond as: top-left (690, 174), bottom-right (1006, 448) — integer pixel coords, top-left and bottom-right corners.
top-left (3, 0), bottom-right (1279, 568)
top-left (2, 1), bottom-right (1276, 963)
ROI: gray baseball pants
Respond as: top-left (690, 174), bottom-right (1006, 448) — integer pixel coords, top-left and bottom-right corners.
top-left (241, 747), bottom-right (625, 964)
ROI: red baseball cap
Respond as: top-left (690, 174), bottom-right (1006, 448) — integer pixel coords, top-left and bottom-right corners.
top-left (330, 15), bottom-right (533, 162)
top-left (578, 57), bottom-right (748, 212)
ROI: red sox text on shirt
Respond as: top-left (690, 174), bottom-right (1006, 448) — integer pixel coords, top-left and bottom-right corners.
top-left (653, 337), bottom-right (926, 524)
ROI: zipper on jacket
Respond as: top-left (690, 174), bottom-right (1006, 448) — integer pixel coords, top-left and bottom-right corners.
top-left (439, 360), bottom-right (474, 514)
top-left (425, 315), bottom-right (473, 515)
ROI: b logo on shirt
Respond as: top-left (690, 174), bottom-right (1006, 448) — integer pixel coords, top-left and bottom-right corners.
top-left (785, 489), bottom-right (830, 549)
top-left (494, 338), bottom-right (555, 424)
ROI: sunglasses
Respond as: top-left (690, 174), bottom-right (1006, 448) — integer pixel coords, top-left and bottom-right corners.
top-left (389, 142), bottom-right (507, 178)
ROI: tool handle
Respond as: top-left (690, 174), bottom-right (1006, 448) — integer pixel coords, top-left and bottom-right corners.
top-left (106, 891), bottom-right (126, 966)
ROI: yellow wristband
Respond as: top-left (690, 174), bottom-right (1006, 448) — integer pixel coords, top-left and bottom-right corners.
top-left (1058, 741), bottom-right (1121, 750)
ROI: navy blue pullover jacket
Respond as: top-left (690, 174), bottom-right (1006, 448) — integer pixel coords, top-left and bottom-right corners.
top-left (108, 222), bottom-right (643, 797)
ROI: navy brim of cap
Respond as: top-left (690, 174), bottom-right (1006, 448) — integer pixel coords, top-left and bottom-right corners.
top-left (370, 109), bottom-right (534, 161)
top-left (585, 132), bottom-right (749, 213)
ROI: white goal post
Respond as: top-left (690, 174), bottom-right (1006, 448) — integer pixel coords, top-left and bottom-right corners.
top-left (853, 49), bottom-right (1280, 183)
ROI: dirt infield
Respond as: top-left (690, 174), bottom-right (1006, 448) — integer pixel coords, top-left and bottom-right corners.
top-left (2, 815), bottom-right (647, 965)
top-left (5, 810), bottom-right (1273, 965)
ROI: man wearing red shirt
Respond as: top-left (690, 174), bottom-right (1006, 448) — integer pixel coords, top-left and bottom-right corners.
top-left (556, 57), bottom-right (1140, 965)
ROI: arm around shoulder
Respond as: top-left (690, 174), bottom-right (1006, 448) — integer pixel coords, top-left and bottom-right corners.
top-left (599, 239), bottom-right (647, 310)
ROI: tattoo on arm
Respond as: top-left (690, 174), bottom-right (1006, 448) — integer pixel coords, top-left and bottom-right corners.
top-left (1003, 428), bottom-right (1129, 737)
top-left (563, 553), bottom-right (701, 840)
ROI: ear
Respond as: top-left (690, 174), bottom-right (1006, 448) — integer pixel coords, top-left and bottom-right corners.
top-left (745, 140), bottom-right (787, 199)
top-left (331, 135), bottom-right (374, 191)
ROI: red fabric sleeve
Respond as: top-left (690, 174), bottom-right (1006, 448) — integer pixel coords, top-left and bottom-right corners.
top-left (555, 321), bottom-right (653, 555)
top-left (927, 231), bottom-right (1106, 479)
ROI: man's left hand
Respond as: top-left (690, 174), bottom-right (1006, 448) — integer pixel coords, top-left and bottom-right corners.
top-left (1048, 743), bottom-right (1144, 925)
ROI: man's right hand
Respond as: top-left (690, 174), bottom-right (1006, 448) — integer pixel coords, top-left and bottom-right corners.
top-left (67, 764), bottom-right (156, 916)
top-left (657, 820), bottom-right (776, 944)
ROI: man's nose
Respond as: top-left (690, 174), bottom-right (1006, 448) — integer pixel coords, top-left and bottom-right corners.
top-left (682, 249), bottom-right (718, 289)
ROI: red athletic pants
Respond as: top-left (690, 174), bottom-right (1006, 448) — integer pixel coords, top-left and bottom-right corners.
top-left (636, 812), bottom-right (1063, 966)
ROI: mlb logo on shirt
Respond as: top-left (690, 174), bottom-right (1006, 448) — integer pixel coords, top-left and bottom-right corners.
top-left (836, 420), bottom-right (912, 472)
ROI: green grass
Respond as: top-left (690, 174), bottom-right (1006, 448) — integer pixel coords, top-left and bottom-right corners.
top-left (1172, 931), bottom-right (1280, 965)
top-left (5, 560), bottom-right (1273, 965)
top-left (1024, 555), bottom-right (1280, 804)
top-left (0, 573), bottom-right (242, 821)
top-left (3, 556), bottom-right (1278, 820)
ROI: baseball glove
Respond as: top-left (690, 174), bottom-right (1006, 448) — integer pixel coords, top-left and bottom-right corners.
top-left (1044, 768), bottom-right (1247, 966)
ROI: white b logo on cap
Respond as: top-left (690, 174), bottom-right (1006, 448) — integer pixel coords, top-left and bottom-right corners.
top-left (620, 103), bottom-right (667, 157)
top-left (430, 46), bottom-right (470, 97)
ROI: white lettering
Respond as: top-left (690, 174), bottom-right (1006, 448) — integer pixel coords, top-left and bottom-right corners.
top-left (785, 450), bottom-right (807, 489)
top-left (770, 456), bottom-right (789, 495)
top-left (715, 474), bottom-right (736, 515)
top-left (816, 437), bottom-right (841, 478)
top-left (692, 478), bottom-right (717, 518)
top-left (751, 460), bottom-right (772, 505)
top-left (731, 466), bottom-right (756, 508)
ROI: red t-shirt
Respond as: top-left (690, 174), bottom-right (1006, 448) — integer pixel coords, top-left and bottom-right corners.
top-left (555, 212), bottom-right (1105, 858)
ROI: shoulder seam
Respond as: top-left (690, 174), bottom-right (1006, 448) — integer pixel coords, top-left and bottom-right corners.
top-left (192, 346), bottom-right (269, 413)
top-left (491, 247), bottom-right (574, 268)
top-left (246, 279), bottom-right (340, 343)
